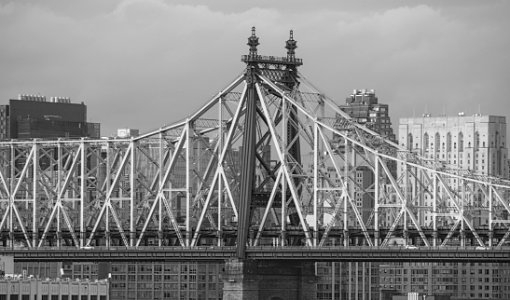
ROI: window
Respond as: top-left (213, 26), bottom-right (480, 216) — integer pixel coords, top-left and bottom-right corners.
top-left (407, 133), bottom-right (413, 151)
top-left (424, 133), bottom-right (429, 151)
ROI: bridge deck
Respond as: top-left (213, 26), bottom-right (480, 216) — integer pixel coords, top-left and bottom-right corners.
top-left (2, 246), bottom-right (510, 262)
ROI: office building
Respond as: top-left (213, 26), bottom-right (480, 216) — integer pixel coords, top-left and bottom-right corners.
top-left (316, 90), bottom-right (396, 299)
top-left (14, 262), bottom-right (61, 280)
top-left (398, 114), bottom-right (508, 227)
top-left (317, 262), bottom-right (379, 300)
top-left (379, 262), bottom-right (510, 299)
top-left (0, 277), bottom-right (109, 300)
top-left (116, 128), bottom-right (139, 138)
top-left (0, 94), bottom-right (100, 140)
top-left (109, 261), bottom-right (223, 300)
top-left (378, 114), bottom-right (510, 299)
top-left (399, 114), bottom-right (507, 178)
top-left (339, 89), bottom-right (396, 142)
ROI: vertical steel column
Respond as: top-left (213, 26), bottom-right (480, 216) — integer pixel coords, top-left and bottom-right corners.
top-left (343, 138), bottom-right (349, 247)
top-left (80, 140), bottom-right (86, 248)
top-left (374, 153), bottom-right (379, 247)
top-left (130, 139), bottom-right (136, 247)
top-left (403, 158), bottom-right (408, 245)
top-left (281, 90), bottom-right (287, 247)
top-left (432, 172), bottom-right (437, 247)
top-left (313, 122), bottom-right (318, 247)
top-left (55, 139), bottom-right (62, 247)
top-left (32, 143), bottom-right (38, 248)
top-left (350, 138), bottom-right (356, 244)
top-left (218, 98), bottom-right (223, 247)
top-left (105, 142), bottom-right (111, 247)
top-left (488, 185), bottom-right (493, 247)
top-left (236, 71), bottom-right (257, 258)
top-left (9, 144), bottom-right (14, 245)
top-left (158, 134), bottom-right (163, 247)
top-left (185, 120), bottom-right (191, 247)
top-left (56, 142), bottom-right (62, 248)
top-left (460, 181), bottom-right (466, 247)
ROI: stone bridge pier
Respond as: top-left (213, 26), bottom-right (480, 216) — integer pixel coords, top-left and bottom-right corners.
top-left (222, 259), bottom-right (317, 300)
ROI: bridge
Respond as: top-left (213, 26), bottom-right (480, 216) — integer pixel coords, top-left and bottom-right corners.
top-left (3, 246), bottom-right (510, 263)
top-left (1, 27), bottom-right (510, 299)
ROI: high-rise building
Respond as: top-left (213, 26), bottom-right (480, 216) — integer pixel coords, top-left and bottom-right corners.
top-left (108, 261), bottom-right (223, 300)
top-left (398, 114), bottom-right (508, 228)
top-left (398, 114), bottom-right (507, 179)
top-left (0, 276), bottom-right (109, 300)
top-left (380, 114), bottom-right (510, 299)
top-left (379, 262), bottom-right (510, 299)
top-left (317, 262), bottom-right (379, 300)
top-left (340, 89), bottom-right (396, 142)
top-left (0, 94), bottom-right (100, 140)
top-left (315, 90), bottom-right (397, 300)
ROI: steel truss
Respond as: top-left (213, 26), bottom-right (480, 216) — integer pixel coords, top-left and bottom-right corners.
top-left (1, 36), bottom-right (510, 252)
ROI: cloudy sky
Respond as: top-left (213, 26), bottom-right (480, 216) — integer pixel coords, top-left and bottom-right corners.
top-left (1, 0), bottom-right (509, 137)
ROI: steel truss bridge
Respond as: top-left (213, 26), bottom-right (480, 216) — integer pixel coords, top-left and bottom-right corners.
top-left (1, 28), bottom-right (510, 261)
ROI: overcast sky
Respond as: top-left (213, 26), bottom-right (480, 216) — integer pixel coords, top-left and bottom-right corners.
top-left (1, 0), bottom-right (509, 137)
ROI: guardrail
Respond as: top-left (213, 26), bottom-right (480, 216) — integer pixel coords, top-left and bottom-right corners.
top-left (1, 246), bottom-right (509, 262)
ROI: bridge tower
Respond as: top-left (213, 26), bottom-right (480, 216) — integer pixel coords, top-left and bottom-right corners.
top-left (223, 28), bottom-right (316, 300)
top-left (236, 27), bottom-right (304, 259)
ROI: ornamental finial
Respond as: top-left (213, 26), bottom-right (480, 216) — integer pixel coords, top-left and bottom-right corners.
top-left (247, 26), bottom-right (259, 57)
top-left (285, 29), bottom-right (297, 60)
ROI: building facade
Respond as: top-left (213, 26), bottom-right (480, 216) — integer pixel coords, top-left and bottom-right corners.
top-left (340, 89), bottom-right (396, 141)
top-left (0, 277), bottom-right (109, 300)
top-left (378, 114), bottom-right (510, 299)
top-left (109, 261), bottom-right (223, 300)
top-left (317, 262), bottom-right (379, 300)
top-left (379, 262), bottom-right (510, 300)
top-left (398, 114), bottom-right (507, 178)
top-left (398, 114), bottom-right (508, 228)
top-left (315, 90), bottom-right (398, 299)
top-left (0, 94), bottom-right (100, 140)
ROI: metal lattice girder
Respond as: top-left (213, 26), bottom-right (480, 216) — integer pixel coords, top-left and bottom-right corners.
top-left (1, 43), bottom-right (510, 251)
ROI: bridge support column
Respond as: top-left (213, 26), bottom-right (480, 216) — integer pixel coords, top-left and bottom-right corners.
top-left (157, 231), bottom-right (163, 247)
top-left (374, 230), bottom-right (380, 247)
top-left (32, 232), bottom-right (38, 248)
top-left (343, 230), bottom-right (349, 247)
top-left (488, 230), bottom-right (493, 247)
top-left (222, 259), bottom-right (316, 300)
top-left (105, 231), bottom-right (110, 248)
top-left (460, 230), bottom-right (466, 247)
top-left (80, 231), bottom-right (85, 248)
top-left (56, 231), bottom-right (62, 248)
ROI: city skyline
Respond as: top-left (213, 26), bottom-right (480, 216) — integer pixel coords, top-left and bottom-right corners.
top-left (0, 0), bottom-right (509, 137)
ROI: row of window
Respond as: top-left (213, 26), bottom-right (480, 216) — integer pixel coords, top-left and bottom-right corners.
top-left (405, 131), bottom-right (505, 152)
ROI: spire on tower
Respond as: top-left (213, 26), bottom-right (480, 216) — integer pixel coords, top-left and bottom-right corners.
top-left (285, 29), bottom-right (297, 61)
top-left (247, 26), bottom-right (259, 57)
